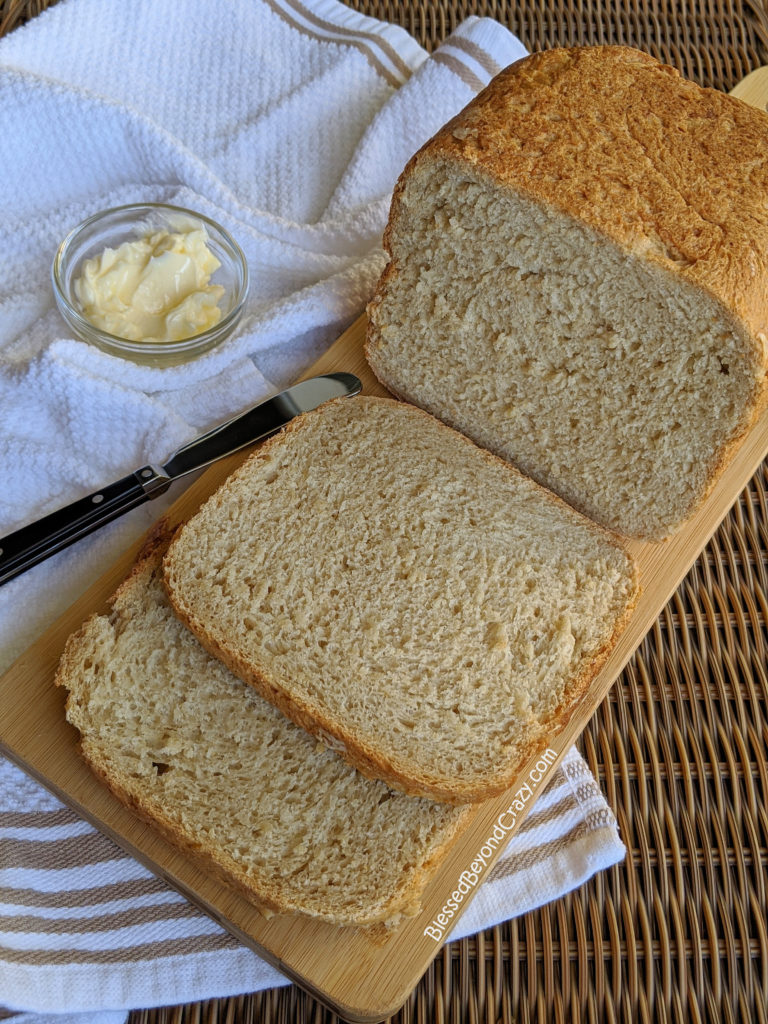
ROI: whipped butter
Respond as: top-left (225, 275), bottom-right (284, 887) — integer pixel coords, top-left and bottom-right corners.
top-left (74, 227), bottom-right (225, 343)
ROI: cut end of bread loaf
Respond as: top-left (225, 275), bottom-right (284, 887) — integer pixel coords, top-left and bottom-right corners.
top-left (55, 533), bottom-right (472, 926)
top-left (164, 396), bottom-right (639, 804)
top-left (366, 46), bottom-right (768, 540)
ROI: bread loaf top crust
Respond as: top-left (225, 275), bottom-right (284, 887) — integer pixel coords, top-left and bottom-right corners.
top-left (366, 46), bottom-right (768, 538)
top-left (394, 45), bottom-right (768, 355)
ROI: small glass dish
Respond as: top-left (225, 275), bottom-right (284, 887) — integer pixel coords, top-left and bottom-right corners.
top-left (52, 203), bottom-right (248, 367)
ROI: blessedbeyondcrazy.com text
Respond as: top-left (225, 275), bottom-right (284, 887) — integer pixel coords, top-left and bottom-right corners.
top-left (423, 747), bottom-right (558, 942)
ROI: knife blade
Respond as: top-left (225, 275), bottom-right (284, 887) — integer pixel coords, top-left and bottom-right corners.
top-left (0, 371), bottom-right (361, 587)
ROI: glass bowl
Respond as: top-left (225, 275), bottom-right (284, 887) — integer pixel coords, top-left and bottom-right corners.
top-left (52, 203), bottom-right (248, 367)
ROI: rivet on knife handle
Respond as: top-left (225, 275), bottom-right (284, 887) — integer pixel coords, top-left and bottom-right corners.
top-left (0, 372), bottom-right (361, 586)
top-left (0, 471), bottom-right (160, 586)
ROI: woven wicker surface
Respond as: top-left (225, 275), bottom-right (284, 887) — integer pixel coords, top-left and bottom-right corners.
top-left (2, 1), bottom-right (767, 1022)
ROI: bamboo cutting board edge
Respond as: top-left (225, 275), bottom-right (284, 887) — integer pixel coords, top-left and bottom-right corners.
top-left (2, 312), bottom-right (768, 1021)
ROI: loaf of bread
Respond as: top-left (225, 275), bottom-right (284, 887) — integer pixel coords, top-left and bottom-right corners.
top-left (164, 396), bottom-right (639, 804)
top-left (365, 45), bottom-right (768, 540)
top-left (56, 531), bottom-right (472, 926)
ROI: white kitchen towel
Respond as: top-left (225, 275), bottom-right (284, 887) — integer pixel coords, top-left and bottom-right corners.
top-left (0, 0), bottom-right (526, 671)
top-left (0, 748), bottom-right (623, 1018)
top-left (0, 0), bottom-right (625, 1017)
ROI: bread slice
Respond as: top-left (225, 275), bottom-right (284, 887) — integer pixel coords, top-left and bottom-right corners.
top-left (164, 396), bottom-right (639, 804)
top-left (56, 529), bottom-right (472, 926)
top-left (365, 45), bottom-right (768, 540)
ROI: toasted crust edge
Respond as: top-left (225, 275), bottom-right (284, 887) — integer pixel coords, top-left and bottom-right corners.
top-left (364, 45), bottom-right (768, 541)
top-left (55, 518), bottom-right (474, 926)
top-left (163, 395), bottom-right (640, 805)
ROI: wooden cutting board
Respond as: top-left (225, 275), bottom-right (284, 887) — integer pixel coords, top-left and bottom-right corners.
top-left (1, 313), bottom-right (767, 1022)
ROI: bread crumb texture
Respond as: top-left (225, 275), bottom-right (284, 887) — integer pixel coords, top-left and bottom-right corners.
top-left (366, 46), bottom-right (768, 539)
top-left (164, 396), bottom-right (639, 803)
top-left (57, 543), bottom-right (471, 926)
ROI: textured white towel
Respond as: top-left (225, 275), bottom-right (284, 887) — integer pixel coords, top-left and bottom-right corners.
top-left (0, 0), bottom-right (624, 1018)
top-left (0, 749), bottom-right (623, 1020)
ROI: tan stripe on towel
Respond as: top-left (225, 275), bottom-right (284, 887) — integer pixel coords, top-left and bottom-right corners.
top-left (0, 932), bottom-right (238, 966)
top-left (0, 809), bottom-right (82, 829)
top-left (0, 901), bottom-right (202, 935)
top-left (282, 0), bottom-right (411, 77)
top-left (264, 0), bottom-right (403, 89)
top-left (445, 35), bottom-right (504, 77)
top-left (2, 833), bottom-right (126, 870)
top-left (512, 785), bottom-right (580, 836)
top-left (0, 877), bottom-right (170, 909)
top-left (431, 51), bottom-right (486, 93)
top-left (561, 756), bottom-right (594, 783)
top-left (488, 808), bottom-right (618, 882)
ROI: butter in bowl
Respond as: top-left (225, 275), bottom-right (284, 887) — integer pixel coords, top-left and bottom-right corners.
top-left (52, 203), bottom-right (248, 366)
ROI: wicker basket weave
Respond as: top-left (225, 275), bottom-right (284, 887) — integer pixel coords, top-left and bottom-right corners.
top-left (2, 2), bottom-right (767, 1022)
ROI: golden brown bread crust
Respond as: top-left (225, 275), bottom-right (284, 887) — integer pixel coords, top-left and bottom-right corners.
top-left (169, 578), bottom-right (637, 804)
top-left (164, 396), bottom-right (640, 805)
top-left (56, 523), bottom-right (475, 926)
top-left (73, 749), bottom-right (472, 927)
top-left (53, 527), bottom-right (290, 922)
top-left (378, 45), bottom-right (768, 351)
top-left (365, 45), bottom-right (768, 539)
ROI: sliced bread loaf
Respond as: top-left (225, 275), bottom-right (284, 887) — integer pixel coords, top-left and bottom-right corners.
top-left (365, 45), bottom-right (768, 540)
top-left (56, 529), bottom-right (472, 926)
top-left (163, 396), bottom-right (639, 804)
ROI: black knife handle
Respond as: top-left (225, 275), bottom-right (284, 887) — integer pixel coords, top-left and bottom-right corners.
top-left (0, 468), bottom-right (169, 586)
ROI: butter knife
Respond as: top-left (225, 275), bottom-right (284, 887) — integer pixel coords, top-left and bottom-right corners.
top-left (0, 371), bottom-right (361, 586)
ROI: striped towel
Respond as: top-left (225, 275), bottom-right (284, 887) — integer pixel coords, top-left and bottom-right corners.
top-left (0, 0), bottom-right (625, 1018)
top-left (0, 749), bottom-right (623, 1019)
